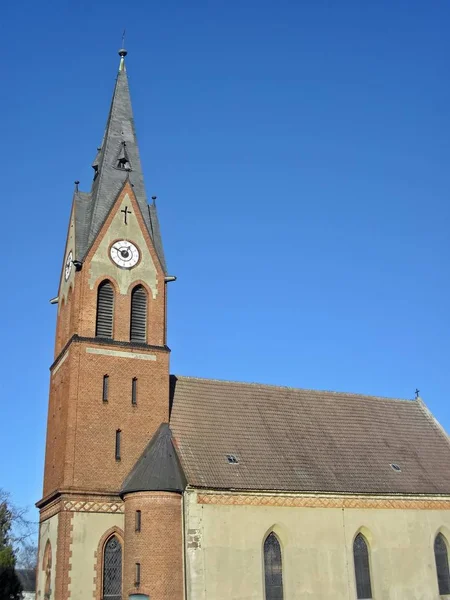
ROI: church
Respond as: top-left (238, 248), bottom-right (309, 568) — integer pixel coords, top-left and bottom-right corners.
top-left (36, 48), bottom-right (450, 600)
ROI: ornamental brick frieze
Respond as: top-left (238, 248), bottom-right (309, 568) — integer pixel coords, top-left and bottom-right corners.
top-left (39, 495), bottom-right (124, 521)
top-left (63, 500), bottom-right (124, 513)
top-left (197, 493), bottom-right (450, 510)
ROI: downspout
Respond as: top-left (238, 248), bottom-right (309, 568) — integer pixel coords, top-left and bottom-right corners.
top-left (182, 490), bottom-right (188, 600)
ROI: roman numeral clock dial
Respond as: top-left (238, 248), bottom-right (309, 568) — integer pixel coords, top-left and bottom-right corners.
top-left (110, 240), bottom-right (140, 268)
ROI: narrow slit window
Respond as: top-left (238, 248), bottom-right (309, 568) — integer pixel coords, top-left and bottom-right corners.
top-left (135, 510), bottom-right (141, 532)
top-left (115, 430), bottom-right (121, 461)
top-left (435, 533), bottom-right (450, 595)
top-left (132, 378), bottom-right (137, 405)
top-left (135, 562), bottom-right (141, 587)
top-left (96, 280), bottom-right (114, 338)
top-left (353, 533), bottom-right (373, 599)
top-left (103, 375), bottom-right (109, 402)
top-left (130, 285), bottom-right (147, 343)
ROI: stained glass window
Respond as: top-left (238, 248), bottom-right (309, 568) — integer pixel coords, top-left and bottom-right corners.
top-left (264, 532), bottom-right (283, 600)
top-left (353, 533), bottom-right (372, 599)
top-left (103, 535), bottom-right (122, 600)
top-left (434, 533), bottom-right (450, 595)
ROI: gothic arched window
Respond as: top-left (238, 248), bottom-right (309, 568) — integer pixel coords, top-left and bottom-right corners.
top-left (353, 533), bottom-right (373, 599)
top-left (103, 535), bottom-right (122, 600)
top-left (264, 532), bottom-right (283, 600)
top-left (130, 285), bottom-right (147, 342)
top-left (42, 540), bottom-right (52, 599)
top-left (96, 280), bottom-right (114, 338)
top-left (434, 532), bottom-right (450, 595)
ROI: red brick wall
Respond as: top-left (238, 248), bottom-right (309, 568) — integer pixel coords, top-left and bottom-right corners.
top-left (55, 511), bottom-right (73, 600)
top-left (42, 181), bottom-right (170, 499)
top-left (123, 492), bottom-right (184, 600)
top-left (43, 358), bottom-right (71, 495)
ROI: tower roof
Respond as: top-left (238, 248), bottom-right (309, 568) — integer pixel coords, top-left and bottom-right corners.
top-left (74, 49), bottom-right (167, 271)
top-left (120, 423), bottom-right (186, 496)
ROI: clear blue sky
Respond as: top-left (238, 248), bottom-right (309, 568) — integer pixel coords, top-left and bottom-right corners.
top-left (2, 0), bottom-right (449, 519)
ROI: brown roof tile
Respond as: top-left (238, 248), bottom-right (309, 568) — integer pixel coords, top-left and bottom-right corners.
top-left (169, 376), bottom-right (450, 495)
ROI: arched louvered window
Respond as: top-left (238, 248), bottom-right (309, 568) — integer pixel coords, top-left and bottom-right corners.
top-left (353, 533), bottom-right (372, 599)
top-left (103, 535), bottom-right (122, 600)
top-left (96, 281), bottom-right (114, 338)
top-left (130, 285), bottom-right (147, 342)
top-left (264, 532), bottom-right (283, 600)
top-left (435, 533), bottom-right (450, 595)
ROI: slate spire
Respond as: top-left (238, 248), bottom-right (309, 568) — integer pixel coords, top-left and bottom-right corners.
top-left (120, 424), bottom-right (186, 495)
top-left (77, 47), bottom-right (167, 271)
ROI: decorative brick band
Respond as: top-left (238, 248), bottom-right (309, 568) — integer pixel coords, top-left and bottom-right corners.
top-left (86, 347), bottom-right (156, 361)
top-left (50, 334), bottom-right (169, 372)
top-left (52, 349), bottom-right (69, 376)
top-left (39, 495), bottom-right (124, 522)
top-left (40, 499), bottom-right (63, 523)
top-left (63, 500), bottom-right (124, 514)
top-left (197, 493), bottom-right (450, 510)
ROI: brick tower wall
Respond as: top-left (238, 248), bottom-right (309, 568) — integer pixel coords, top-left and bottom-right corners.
top-left (42, 183), bottom-right (170, 500)
top-left (123, 492), bottom-right (184, 600)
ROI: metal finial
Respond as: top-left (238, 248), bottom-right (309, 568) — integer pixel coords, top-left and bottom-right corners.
top-left (74, 180), bottom-right (80, 192)
top-left (119, 29), bottom-right (127, 57)
top-left (152, 195), bottom-right (157, 202)
top-left (415, 388), bottom-right (420, 399)
top-left (118, 30), bottom-right (127, 71)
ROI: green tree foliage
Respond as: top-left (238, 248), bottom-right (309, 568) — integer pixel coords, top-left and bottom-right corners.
top-left (0, 497), bottom-right (22, 600)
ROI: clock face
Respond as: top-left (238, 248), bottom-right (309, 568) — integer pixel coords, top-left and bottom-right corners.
top-left (64, 251), bottom-right (73, 281)
top-left (110, 240), bottom-right (140, 269)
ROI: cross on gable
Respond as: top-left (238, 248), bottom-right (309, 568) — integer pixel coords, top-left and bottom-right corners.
top-left (121, 206), bottom-right (132, 225)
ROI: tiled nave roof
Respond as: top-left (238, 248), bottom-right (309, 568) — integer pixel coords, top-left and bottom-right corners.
top-left (169, 376), bottom-right (450, 495)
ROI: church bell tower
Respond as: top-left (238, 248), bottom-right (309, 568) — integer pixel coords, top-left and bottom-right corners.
top-left (36, 48), bottom-right (179, 600)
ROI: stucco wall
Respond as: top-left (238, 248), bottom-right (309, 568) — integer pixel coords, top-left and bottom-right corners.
top-left (88, 192), bottom-right (158, 297)
top-left (69, 511), bottom-right (124, 600)
top-left (184, 490), bottom-right (450, 600)
top-left (37, 513), bottom-right (58, 599)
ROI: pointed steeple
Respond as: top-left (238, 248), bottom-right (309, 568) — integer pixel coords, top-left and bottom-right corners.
top-left (75, 48), bottom-right (166, 272)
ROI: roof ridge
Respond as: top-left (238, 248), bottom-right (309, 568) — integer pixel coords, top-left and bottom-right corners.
top-left (172, 374), bottom-right (413, 403)
top-left (417, 398), bottom-right (450, 442)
